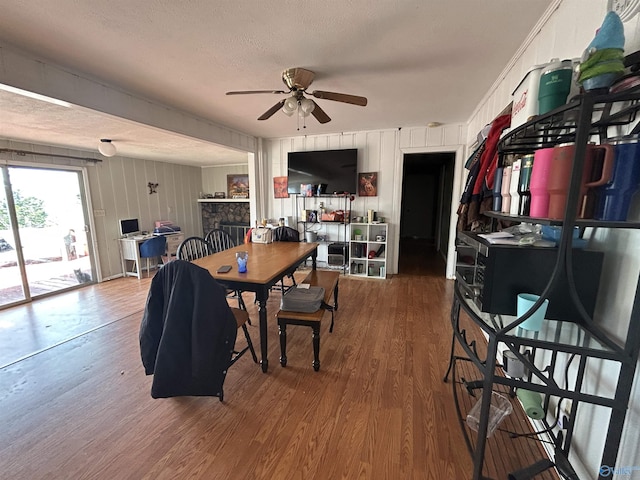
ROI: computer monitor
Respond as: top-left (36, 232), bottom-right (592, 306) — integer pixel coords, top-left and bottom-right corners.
top-left (119, 218), bottom-right (140, 237)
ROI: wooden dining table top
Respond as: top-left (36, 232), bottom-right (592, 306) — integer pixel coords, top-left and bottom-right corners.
top-left (193, 241), bottom-right (318, 373)
top-left (192, 241), bottom-right (318, 287)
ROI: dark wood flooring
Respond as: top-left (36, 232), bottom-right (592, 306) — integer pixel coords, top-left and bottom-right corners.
top-left (0, 252), bottom-right (557, 479)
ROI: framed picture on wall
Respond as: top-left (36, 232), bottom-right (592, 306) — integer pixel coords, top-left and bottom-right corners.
top-left (273, 176), bottom-right (289, 198)
top-left (358, 172), bottom-right (377, 197)
top-left (227, 174), bottom-right (249, 199)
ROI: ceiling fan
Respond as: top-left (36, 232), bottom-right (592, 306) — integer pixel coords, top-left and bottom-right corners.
top-left (226, 67), bottom-right (367, 124)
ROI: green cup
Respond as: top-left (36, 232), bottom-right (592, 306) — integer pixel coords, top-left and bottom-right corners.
top-left (538, 62), bottom-right (573, 114)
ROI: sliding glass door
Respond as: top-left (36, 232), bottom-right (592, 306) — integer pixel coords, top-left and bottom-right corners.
top-left (0, 165), bottom-right (96, 308)
top-left (0, 171), bottom-right (25, 306)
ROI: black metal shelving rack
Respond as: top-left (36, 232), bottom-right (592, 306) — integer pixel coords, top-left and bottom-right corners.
top-left (445, 88), bottom-right (640, 480)
top-left (292, 193), bottom-right (352, 274)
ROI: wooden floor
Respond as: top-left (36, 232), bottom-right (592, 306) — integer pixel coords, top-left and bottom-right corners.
top-left (0, 247), bottom-right (557, 480)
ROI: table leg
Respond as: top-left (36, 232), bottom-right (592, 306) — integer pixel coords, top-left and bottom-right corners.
top-left (257, 287), bottom-right (269, 373)
top-left (311, 249), bottom-right (317, 270)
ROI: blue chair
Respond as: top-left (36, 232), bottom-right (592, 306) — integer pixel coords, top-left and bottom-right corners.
top-left (139, 235), bottom-right (167, 277)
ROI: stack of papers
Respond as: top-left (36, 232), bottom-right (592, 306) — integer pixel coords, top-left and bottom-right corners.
top-left (477, 232), bottom-right (555, 247)
top-left (477, 232), bottom-right (521, 245)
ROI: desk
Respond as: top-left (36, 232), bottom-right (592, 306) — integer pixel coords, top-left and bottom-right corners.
top-left (193, 242), bottom-right (318, 372)
top-left (119, 233), bottom-right (184, 279)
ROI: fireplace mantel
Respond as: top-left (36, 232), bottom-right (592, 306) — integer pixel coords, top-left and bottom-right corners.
top-left (197, 198), bottom-right (249, 203)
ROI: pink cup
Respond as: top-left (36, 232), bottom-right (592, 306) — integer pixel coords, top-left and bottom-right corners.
top-left (529, 148), bottom-right (555, 217)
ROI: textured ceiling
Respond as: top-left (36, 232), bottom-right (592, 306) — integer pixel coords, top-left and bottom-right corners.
top-left (0, 0), bottom-right (553, 166)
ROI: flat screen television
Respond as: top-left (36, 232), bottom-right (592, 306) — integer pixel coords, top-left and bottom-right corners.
top-left (119, 218), bottom-right (140, 237)
top-left (287, 148), bottom-right (358, 195)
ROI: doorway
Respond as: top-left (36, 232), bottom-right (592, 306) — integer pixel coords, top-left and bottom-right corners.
top-left (399, 152), bottom-right (455, 276)
top-left (0, 165), bottom-right (96, 308)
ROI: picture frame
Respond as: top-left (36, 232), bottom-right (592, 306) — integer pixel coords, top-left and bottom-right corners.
top-left (227, 174), bottom-right (249, 199)
top-left (273, 176), bottom-right (289, 198)
top-left (358, 172), bottom-right (378, 197)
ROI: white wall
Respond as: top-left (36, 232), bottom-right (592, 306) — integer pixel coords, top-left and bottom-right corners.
top-left (466, 1), bottom-right (640, 477)
top-left (263, 125), bottom-right (467, 274)
top-left (201, 163), bottom-right (249, 198)
top-left (1, 139), bottom-right (203, 280)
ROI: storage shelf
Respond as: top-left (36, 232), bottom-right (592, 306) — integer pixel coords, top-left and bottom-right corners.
top-left (484, 211), bottom-right (640, 229)
top-left (293, 194), bottom-right (351, 274)
top-left (499, 87), bottom-right (640, 154)
top-left (349, 223), bottom-right (388, 278)
top-left (455, 283), bottom-right (622, 358)
top-left (450, 88), bottom-right (640, 480)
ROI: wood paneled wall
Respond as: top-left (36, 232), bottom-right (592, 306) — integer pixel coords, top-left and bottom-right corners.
top-left (201, 164), bottom-right (249, 198)
top-left (263, 125), bottom-right (467, 275)
top-left (0, 139), bottom-right (202, 280)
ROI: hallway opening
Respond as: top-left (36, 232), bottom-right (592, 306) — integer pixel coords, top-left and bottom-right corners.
top-left (398, 152), bottom-right (455, 276)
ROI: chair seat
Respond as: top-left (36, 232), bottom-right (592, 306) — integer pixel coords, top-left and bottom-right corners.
top-left (231, 307), bottom-right (249, 328)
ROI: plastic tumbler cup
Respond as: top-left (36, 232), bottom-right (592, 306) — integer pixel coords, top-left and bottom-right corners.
top-left (594, 140), bottom-right (640, 221)
top-left (529, 147), bottom-right (555, 218)
top-left (517, 293), bottom-right (549, 331)
top-left (236, 251), bottom-right (248, 273)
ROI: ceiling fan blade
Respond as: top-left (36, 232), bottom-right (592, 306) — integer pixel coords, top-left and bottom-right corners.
top-left (258, 100), bottom-right (285, 120)
top-left (226, 90), bottom-right (287, 95)
top-left (310, 101), bottom-right (331, 124)
top-left (311, 90), bottom-right (367, 106)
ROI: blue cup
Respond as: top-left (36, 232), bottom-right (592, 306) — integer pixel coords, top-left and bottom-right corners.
top-left (236, 251), bottom-right (248, 273)
top-left (517, 293), bottom-right (549, 331)
top-left (593, 140), bottom-right (640, 221)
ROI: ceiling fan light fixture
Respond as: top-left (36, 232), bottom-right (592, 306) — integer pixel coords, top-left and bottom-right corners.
top-left (227, 67), bottom-right (366, 126)
top-left (98, 138), bottom-right (116, 157)
top-left (283, 96), bottom-right (298, 112)
top-left (282, 99), bottom-right (298, 116)
top-left (300, 97), bottom-right (315, 114)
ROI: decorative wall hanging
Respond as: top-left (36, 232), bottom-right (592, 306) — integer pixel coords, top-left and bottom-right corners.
top-left (227, 174), bottom-right (249, 199)
top-left (273, 176), bottom-right (289, 198)
top-left (358, 172), bottom-right (377, 197)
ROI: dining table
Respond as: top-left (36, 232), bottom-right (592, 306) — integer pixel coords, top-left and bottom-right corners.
top-left (193, 241), bottom-right (318, 372)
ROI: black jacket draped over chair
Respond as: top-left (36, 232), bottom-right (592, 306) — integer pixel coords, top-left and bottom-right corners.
top-left (139, 260), bottom-right (237, 398)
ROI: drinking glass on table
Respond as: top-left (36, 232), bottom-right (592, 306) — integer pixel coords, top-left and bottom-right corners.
top-left (236, 251), bottom-right (248, 273)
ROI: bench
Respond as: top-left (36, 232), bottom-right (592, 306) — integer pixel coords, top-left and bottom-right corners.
top-left (276, 270), bottom-right (340, 371)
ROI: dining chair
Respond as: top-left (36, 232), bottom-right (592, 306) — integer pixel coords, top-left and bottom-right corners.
top-left (140, 259), bottom-right (257, 401)
top-left (205, 228), bottom-right (235, 253)
top-left (272, 226), bottom-right (300, 293)
top-left (204, 228), bottom-right (248, 312)
top-left (176, 236), bottom-right (211, 261)
top-left (139, 235), bottom-right (167, 277)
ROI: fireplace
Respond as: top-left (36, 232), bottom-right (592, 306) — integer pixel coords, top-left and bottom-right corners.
top-left (200, 201), bottom-right (250, 244)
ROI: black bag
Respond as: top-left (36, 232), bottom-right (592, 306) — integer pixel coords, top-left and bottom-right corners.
top-left (280, 285), bottom-right (332, 313)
